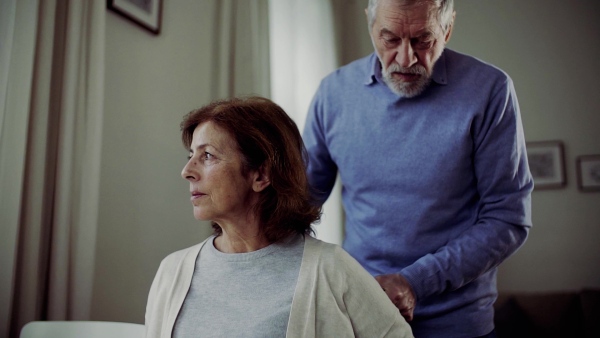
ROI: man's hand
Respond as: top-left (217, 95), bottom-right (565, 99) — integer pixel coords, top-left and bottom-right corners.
top-left (375, 273), bottom-right (417, 321)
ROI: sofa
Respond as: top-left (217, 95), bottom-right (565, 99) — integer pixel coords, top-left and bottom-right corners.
top-left (494, 289), bottom-right (600, 338)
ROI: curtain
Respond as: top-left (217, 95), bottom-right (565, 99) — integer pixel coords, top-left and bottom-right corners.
top-left (213, 0), bottom-right (270, 98)
top-left (0, 0), bottom-right (105, 336)
top-left (0, 0), bottom-right (39, 335)
top-left (268, 0), bottom-right (344, 245)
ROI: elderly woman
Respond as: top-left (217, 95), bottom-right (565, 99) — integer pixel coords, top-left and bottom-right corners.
top-left (144, 97), bottom-right (413, 338)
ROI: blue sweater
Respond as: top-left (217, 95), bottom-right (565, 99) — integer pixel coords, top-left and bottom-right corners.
top-left (303, 49), bottom-right (533, 337)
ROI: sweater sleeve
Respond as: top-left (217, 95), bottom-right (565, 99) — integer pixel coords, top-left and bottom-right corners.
top-left (303, 83), bottom-right (338, 204)
top-left (400, 77), bottom-right (533, 300)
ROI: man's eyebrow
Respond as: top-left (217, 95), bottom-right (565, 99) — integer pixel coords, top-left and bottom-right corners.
top-left (379, 28), bottom-right (432, 39)
top-left (379, 28), bottom-right (397, 36)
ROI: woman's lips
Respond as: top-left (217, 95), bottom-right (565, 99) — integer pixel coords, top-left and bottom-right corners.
top-left (191, 192), bottom-right (205, 200)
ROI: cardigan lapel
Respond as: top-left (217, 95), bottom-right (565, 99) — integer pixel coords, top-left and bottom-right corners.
top-left (163, 239), bottom-right (208, 337)
top-left (286, 236), bottom-right (322, 338)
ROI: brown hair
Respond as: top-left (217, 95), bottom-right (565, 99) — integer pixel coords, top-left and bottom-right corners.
top-left (181, 96), bottom-right (321, 242)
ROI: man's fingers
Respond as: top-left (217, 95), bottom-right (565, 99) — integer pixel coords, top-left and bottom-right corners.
top-left (393, 295), bottom-right (415, 321)
top-left (399, 306), bottom-right (414, 322)
top-left (400, 310), bottom-right (414, 322)
top-left (376, 273), bottom-right (417, 321)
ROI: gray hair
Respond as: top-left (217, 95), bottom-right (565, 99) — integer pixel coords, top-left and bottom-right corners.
top-left (367, 0), bottom-right (454, 32)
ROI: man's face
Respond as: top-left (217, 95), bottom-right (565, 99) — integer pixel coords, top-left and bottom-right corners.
top-left (369, 0), bottom-right (453, 97)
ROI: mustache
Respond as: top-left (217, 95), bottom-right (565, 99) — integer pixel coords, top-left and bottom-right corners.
top-left (384, 63), bottom-right (427, 75)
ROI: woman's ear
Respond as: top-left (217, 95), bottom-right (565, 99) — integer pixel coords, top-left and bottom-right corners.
top-left (252, 164), bottom-right (271, 192)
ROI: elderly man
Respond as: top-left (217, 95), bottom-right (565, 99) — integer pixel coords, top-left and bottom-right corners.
top-left (302, 0), bottom-right (533, 337)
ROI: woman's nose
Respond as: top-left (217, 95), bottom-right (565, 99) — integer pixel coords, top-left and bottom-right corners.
top-left (181, 159), bottom-right (199, 181)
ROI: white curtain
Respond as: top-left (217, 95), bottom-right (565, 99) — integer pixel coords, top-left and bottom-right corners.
top-left (268, 0), bottom-right (344, 245)
top-left (0, 0), bottom-right (105, 336)
top-left (213, 0), bottom-right (270, 98)
top-left (0, 0), bottom-right (39, 335)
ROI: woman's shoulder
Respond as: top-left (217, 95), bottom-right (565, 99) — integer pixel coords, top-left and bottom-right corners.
top-left (300, 236), bottom-right (414, 337)
top-left (303, 236), bottom-right (363, 273)
top-left (303, 235), bottom-right (339, 257)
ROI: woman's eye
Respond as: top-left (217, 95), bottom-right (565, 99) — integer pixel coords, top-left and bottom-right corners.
top-left (203, 152), bottom-right (213, 160)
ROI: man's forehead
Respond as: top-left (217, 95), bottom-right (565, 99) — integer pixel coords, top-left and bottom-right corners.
top-left (377, 0), bottom-right (438, 24)
top-left (375, 1), bottom-right (440, 34)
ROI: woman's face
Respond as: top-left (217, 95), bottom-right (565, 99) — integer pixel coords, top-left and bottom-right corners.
top-left (181, 121), bottom-right (258, 225)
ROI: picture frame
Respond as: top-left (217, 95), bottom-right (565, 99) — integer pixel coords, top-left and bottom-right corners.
top-left (576, 155), bottom-right (600, 192)
top-left (526, 140), bottom-right (566, 189)
top-left (108, 0), bottom-right (163, 35)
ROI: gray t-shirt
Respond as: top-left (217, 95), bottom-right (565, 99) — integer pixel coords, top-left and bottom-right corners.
top-left (173, 234), bottom-right (304, 338)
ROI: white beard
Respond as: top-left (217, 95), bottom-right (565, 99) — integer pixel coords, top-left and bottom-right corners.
top-left (381, 62), bottom-right (431, 98)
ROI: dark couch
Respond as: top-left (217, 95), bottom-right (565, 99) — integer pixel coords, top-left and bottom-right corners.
top-left (494, 289), bottom-right (600, 338)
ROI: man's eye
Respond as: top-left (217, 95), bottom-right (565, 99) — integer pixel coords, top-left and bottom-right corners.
top-left (383, 37), bottom-right (399, 45)
top-left (414, 39), bottom-right (433, 50)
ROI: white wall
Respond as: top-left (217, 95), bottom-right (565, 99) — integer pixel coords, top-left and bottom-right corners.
top-left (92, 1), bottom-right (217, 323)
top-left (335, 0), bottom-right (600, 292)
top-left (448, 0), bottom-right (600, 292)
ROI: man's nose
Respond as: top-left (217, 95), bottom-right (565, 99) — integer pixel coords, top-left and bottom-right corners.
top-left (396, 41), bottom-right (417, 68)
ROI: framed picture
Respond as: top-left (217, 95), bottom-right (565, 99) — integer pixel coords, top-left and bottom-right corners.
top-left (526, 141), bottom-right (566, 189)
top-left (576, 155), bottom-right (600, 192)
top-left (108, 0), bottom-right (163, 35)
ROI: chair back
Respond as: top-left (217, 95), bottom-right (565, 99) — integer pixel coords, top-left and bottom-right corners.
top-left (20, 321), bottom-right (145, 338)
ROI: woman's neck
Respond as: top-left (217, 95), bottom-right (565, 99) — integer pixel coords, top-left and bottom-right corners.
top-left (214, 226), bottom-right (270, 253)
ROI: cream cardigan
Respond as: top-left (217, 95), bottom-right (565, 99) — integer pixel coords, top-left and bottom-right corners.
top-left (145, 236), bottom-right (413, 338)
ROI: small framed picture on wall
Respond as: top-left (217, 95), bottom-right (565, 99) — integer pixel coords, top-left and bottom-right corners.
top-left (108, 0), bottom-right (163, 35)
top-left (526, 141), bottom-right (566, 190)
top-left (576, 155), bottom-right (600, 192)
